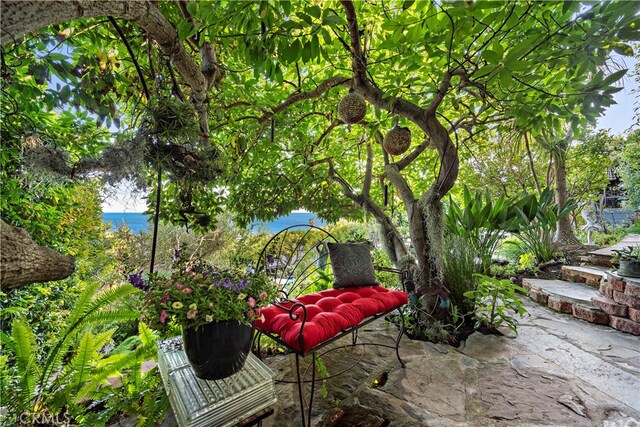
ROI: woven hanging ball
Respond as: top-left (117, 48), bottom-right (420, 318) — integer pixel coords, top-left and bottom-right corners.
top-left (383, 126), bottom-right (411, 155)
top-left (338, 91), bottom-right (366, 124)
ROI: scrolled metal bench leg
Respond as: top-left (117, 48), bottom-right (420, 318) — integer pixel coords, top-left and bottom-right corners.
top-left (295, 354), bottom-right (306, 427)
top-left (308, 352), bottom-right (317, 427)
top-left (395, 308), bottom-right (406, 368)
top-left (351, 329), bottom-right (358, 346)
top-left (293, 352), bottom-right (317, 427)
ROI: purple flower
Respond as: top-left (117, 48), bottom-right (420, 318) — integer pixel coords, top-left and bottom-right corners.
top-left (126, 270), bottom-right (148, 292)
top-left (223, 278), bottom-right (232, 288)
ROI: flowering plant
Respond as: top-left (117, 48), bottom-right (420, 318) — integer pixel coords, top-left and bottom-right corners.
top-left (144, 256), bottom-right (277, 329)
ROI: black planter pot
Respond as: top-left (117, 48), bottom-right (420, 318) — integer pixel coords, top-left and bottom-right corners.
top-left (182, 320), bottom-right (253, 380)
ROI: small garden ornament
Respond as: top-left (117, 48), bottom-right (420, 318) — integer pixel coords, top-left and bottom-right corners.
top-left (338, 89), bottom-right (367, 124)
top-left (383, 125), bottom-right (411, 155)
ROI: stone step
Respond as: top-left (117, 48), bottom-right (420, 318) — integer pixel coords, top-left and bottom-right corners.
top-left (561, 265), bottom-right (608, 288)
top-left (522, 277), bottom-right (640, 335)
top-left (587, 234), bottom-right (640, 267)
top-left (522, 278), bottom-right (599, 305)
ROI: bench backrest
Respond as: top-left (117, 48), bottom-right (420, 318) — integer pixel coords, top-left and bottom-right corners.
top-left (255, 225), bottom-right (338, 299)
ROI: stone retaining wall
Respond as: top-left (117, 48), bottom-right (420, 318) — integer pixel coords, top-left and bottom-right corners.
top-left (591, 273), bottom-right (640, 336)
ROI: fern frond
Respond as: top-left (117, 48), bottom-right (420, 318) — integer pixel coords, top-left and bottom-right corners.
top-left (76, 353), bottom-right (136, 400)
top-left (11, 317), bottom-right (37, 402)
top-left (0, 330), bottom-right (14, 353)
top-left (65, 281), bottom-right (101, 328)
top-left (139, 385), bottom-right (170, 427)
top-left (92, 329), bottom-right (116, 352)
top-left (137, 322), bottom-right (158, 349)
top-left (69, 331), bottom-right (99, 398)
top-left (84, 284), bottom-right (140, 315)
top-left (83, 309), bottom-right (139, 325)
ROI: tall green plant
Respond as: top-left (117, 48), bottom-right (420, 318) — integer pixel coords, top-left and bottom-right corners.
top-left (445, 186), bottom-right (520, 272)
top-left (443, 235), bottom-right (482, 315)
top-left (464, 274), bottom-right (527, 334)
top-left (509, 188), bottom-right (577, 263)
top-left (0, 282), bottom-right (142, 425)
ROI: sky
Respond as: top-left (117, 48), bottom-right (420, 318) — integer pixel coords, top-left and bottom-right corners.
top-left (101, 60), bottom-right (639, 213)
top-left (595, 56), bottom-right (638, 135)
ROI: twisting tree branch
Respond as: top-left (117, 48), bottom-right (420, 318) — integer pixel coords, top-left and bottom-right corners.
top-left (363, 141), bottom-right (373, 197)
top-left (261, 76), bottom-right (351, 123)
top-left (108, 17), bottom-right (150, 101)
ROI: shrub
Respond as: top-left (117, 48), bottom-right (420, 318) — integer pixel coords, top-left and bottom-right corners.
top-left (443, 235), bottom-right (482, 315)
top-left (464, 274), bottom-right (528, 334)
top-left (445, 186), bottom-right (519, 273)
top-left (0, 283), bottom-right (144, 424)
top-left (509, 188), bottom-right (576, 263)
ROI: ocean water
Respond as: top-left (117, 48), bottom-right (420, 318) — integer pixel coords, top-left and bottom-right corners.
top-left (103, 212), bottom-right (325, 234)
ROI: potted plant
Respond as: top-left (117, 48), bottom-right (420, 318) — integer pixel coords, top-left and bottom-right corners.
top-left (145, 253), bottom-right (278, 380)
top-left (612, 245), bottom-right (640, 278)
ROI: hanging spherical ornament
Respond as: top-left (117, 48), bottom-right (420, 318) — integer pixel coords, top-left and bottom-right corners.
top-left (383, 126), bottom-right (411, 155)
top-left (338, 90), bottom-right (367, 124)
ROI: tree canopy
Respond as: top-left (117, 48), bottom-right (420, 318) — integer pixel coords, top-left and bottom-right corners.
top-left (2, 0), bottom-right (639, 299)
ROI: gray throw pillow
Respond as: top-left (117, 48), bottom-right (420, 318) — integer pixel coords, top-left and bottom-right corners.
top-left (327, 242), bottom-right (377, 288)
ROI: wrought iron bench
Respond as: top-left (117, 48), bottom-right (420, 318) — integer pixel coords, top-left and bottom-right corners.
top-left (252, 225), bottom-right (408, 427)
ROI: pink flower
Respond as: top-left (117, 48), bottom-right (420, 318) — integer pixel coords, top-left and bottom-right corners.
top-left (248, 296), bottom-right (256, 308)
top-left (259, 291), bottom-right (268, 300)
top-left (159, 310), bottom-right (168, 324)
top-left (175, 283), bottom-right (185, 290)
top-left (161, 294), bottom-right (170, 304)
top-left (186, 308), bottom-right (198, 319)
top-left (247, 309), bottom-right (255, 318)
top-left (182, 287), bottom-right (193, 294)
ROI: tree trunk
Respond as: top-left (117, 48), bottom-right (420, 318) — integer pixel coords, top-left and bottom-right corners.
top-left (552, 150), bottom-right (581, 246)
top-left (1, 220), bottom-right (75, 289)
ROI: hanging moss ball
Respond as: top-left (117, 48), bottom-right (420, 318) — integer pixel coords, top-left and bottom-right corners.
top-left (383, 126), bottom-right (411, 155)
top-left (338, 91), bottom-right (366, 124)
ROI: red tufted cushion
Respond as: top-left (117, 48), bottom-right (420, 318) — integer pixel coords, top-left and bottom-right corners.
top-left (296, 293), bottom-right (323, 305)
top-left (318, 288), bottom-right (342, 297)
top-left (353, 287), bottom-right (378, 297)
top-left (336, 292), bottom-right (360, 303)
top-left (254, 286), bottom-right (407, 352)
top-left (351, 297), bottom-right (386, 317)
top-left (316, 296), bottom-right (342, 311)
top-left (271, 313), bottom-right (299, 335)
top-left (292, 304), bottom-right (323, 321)
top-left (370, 292), bottom-right (400, 311)
top-left (332, 303), bottom-right (365, 328)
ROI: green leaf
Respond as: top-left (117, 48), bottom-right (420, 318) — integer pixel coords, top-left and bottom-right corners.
top-left (601, 69), bottom-right (627, 86)
top-left (281, 0), bottom-right (291, 16)
top-left (176, 21), bottom-right (193, 42)
top-left (482, 49), bottom-right (501, 64)
top-left (306, 5), bottom-right (321, 19)
top-left (323, 14), bottom-right (345, 26)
